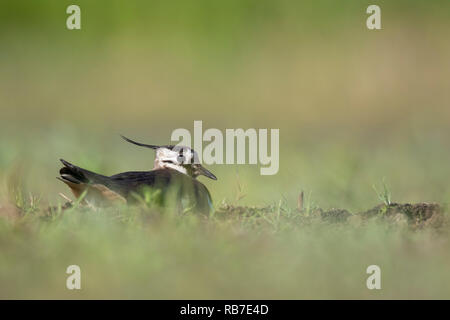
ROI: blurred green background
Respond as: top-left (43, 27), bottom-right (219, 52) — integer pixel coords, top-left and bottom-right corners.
top-left (1, 0), bottom-right (450, 210)
top-left (0, 1), bottom-right (450, 299)
top-left (1, 0), bottom-right (450, 209)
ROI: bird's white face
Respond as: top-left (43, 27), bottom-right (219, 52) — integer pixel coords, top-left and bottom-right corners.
top-left (154, 147), bottom-right (188, 174)
top-left (153, 146), bottom-right (217, 180)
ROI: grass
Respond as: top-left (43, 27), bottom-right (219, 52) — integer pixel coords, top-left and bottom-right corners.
top-left (0, 167), bottom-right (449, 299)
top-left (373, 178), bottom-right (392, 206)
top-left (0, 202), bottom-right (449, 300)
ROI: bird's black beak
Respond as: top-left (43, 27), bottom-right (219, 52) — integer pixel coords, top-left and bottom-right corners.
top-left (121, 135), bottom-right (159, 150)
top-left (197, 165), bottom-right (217, 180)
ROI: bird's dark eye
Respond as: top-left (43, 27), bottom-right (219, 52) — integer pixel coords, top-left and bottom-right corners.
top-left (177, 156), bottom-right (185, 163)
top-left (177, 150), bottom-right (185, 163)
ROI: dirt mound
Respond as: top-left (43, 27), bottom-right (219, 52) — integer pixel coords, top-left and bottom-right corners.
top-left (216, 203), bottom-right (274, 216)
top-left (360, 202), bottom-right (444, 229)
top-left (313, 208), bottom-right (352, 223)
top-left (216, 202), bottom-right (446, 229)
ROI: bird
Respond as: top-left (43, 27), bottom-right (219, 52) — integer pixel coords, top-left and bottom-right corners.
top-left (57, 135), bottom-right (217, 214)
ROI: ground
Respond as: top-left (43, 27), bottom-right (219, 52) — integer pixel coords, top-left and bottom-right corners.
top-left (0, 192), bottom-right (449, 299)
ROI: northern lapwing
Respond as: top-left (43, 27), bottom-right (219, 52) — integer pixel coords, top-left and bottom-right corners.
top-left (58, 136), bottom-right (217, 214)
